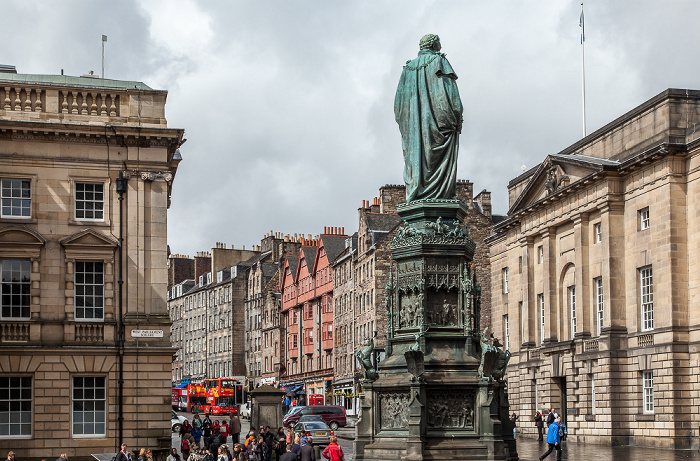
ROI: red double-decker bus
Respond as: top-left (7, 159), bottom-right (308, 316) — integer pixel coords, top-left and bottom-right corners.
top-left (187, 383), bottom-right (208, 413)
top-left (204, 378), bottom-right (242, 416)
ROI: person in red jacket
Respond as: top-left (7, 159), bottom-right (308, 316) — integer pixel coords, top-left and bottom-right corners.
top-left (321, 436), bottom-right (344, 461)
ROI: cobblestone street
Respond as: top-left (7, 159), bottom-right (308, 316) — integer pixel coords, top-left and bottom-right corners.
top-left (514, 437), bottom-right (700, 461)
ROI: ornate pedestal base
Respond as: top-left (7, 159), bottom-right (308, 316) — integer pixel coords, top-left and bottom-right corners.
top-left (353, 200), bottom-right (518, 461)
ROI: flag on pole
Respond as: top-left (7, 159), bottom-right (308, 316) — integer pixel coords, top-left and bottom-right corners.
top-left (579, 6), bottom-right (585, 44)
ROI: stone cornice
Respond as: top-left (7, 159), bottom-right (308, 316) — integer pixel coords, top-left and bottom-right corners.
top-left (0, 120), bottom-right (184, 147)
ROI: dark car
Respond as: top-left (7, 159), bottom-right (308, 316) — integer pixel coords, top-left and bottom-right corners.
top-left (283, 405), bottom-right (347, 430)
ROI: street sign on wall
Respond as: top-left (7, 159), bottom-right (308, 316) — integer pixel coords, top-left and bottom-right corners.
top-left (131, 329), bottom-right (164, 338)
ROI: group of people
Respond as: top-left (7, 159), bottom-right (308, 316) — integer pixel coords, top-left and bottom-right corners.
top-left (238, 425), bottom-right (344, 461)
top-left (178, 413), bottom-right (243, 459)
top-left (533, 408), bottom-right (567, 461)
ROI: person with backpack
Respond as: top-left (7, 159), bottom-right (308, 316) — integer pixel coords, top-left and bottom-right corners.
top-left (321, 437), bottom-right (343, 461)
top-left (539, 415), bottom-right (562, 461)
top-left (181, 436), bottom-right (193, 460)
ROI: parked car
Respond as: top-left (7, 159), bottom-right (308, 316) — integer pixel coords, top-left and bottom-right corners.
top-left (172, 410), bottom-right (188, 432)
top-left (283, 405), bottom-right (347, 430)
top-left (297, 415), bottom-right (325, 424)
top-left (293, 420), bottom-right (333, 446)
top-left (240, 401), bottom-right (252, 419)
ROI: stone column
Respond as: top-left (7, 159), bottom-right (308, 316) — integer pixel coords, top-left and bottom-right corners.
top-left (542, 227), bottom-right (558, 344)
top-left (573, 213), bottom-right (591, 337)
top-left (519, 236), bottom-right (535, 347)
top-left (598, 201), bottom-right (625, 332)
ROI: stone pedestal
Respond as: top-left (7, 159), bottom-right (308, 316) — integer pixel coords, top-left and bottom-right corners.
top-left (354, 200), bottom-right (518, 460)
top-left (249, 385), bottom-right (285, 432)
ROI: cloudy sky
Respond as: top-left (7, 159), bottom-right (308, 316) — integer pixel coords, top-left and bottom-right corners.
top-left (5, 1), bottom-right (700, 256)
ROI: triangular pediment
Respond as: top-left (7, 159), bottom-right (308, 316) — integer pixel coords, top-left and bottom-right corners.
top-left (60, 228), bottom-right (118, 249)
top-left (0, 226), bottom-right (46, 247)
top-left (508, 154), bottom-right (618, 214)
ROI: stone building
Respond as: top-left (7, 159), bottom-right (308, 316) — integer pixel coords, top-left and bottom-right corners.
top-left (280, 230), bottom-right (347, 402)
top-left (330, 232), bottom-right (357, 412)
top-left (0, 69), bottom-right (183, 458)
top-left (167, 245), bottom-right (259, 385)
top-left (488, 88), bottom-right (700, 449)
top-left (244, 232), bottom-right (302, 389)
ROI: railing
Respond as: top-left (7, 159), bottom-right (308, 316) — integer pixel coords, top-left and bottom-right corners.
top-left (0, 322), bottom-right (30, 342)
top-left (75, 323), bottom-right (104, 342)
top-left (583, 339), bottom-right (599, 352)
top-left (1, 87), bottom-right (45, 112)
top-left (59, 90), bottom-right (119, 116)
top-left (1, 86), bottom-right (120, 117)
top-left (638, 333), bottom-right (654, 348)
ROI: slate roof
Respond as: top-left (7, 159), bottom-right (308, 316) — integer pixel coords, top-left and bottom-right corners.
top-left (366, 213), bottom-right (402, 232)
top-left (301, 247), bottom-right (317, 270)
top-left (286, 256), bottom-right (299, 283)
top-left (0, 73), bottom-right (155, 91)
top-left (320, 235), bottom-right (349, 264)
top-left (262, 263), bottom-right (279, 279)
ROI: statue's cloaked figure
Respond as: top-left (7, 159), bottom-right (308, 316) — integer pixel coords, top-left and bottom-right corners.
top-left (395, 34), bottom-right (463, 202)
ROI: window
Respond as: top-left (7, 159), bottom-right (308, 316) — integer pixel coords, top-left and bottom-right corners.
top-left (569, 286), bottom-right (577, 337)
top-left (538, 246), bottom-right (544, 264)
top-left (538, 294), bottom-right (545, 344)
top-left (503, 314), bottom-right (509, 351)
top-left (0, 376), bottom-right (31, 437)
top-left (322, 322), bottom-right (332, 340)
top-left (1, 260), bottom-right (31, 319)
top-left (502, 267), bottom-right (509, 294)
top-left (594, 223), bottom-right (602, 243)
top-left (595, 277), bottom-right (603, 336)
top-left (519, 301), bottom-right (524, 344)
top-left (75, 261), bottom-right (104, 320)
top-left (1, 179), bottom-right (31, 218)
top-left (305, 328), bottom-right (313, 345)
top-left (72, 376), bottom-right (106, 436)
top-left (639, 207), bottom-right (650, 230)
top-left (640, 267), bottom-right (653, 331)
top-left (642, 371), bottom-right (654, 413)
top-left (75, 183), bottom-right (104, 220)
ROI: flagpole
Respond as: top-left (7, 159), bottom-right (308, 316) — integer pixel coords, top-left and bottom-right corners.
top-left (580, 3), bottom-right (586, 138)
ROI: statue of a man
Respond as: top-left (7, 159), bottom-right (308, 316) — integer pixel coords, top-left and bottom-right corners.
top-left (395, 34), bottom-right (464, 202)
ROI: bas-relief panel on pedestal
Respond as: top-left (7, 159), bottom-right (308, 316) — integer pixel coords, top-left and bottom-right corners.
top-left (379, 391), bottom-right (410, 429)
top-left (426, 389), bottom-right (476, 429)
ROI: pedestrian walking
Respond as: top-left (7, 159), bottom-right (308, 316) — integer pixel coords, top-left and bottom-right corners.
top-left (545, 408), bottom-right (555, 435)
top-left (115, 444), bottom-right (133, 461)
top-left (217, 446), bottom-right (227, 461)
top-left (321, 437), bottom-right (343, 461)
top-left (291, 437), bottom-right (301, 455)
top-left (56, 454), bottom-right (68, 461)
top-left (193, 414), bottom-right (203, 430)
top-left (510, 412), bottom-right (518, 438)
top-left (138, 448), bottom-right (148, 461)
top-left (231, 444), bottom-right (246, 461)
top-left (229, 415), bottom-right (242, 445)
top-left (534, 410), bottom-right (544, 441)
top-left (539, 415), bottom-right (562, 461)
top-left (299, 437), bottom-right (315, 461)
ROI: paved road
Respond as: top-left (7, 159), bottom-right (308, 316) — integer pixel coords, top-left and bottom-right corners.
top-left (172, 412), bottom-right (699, 460)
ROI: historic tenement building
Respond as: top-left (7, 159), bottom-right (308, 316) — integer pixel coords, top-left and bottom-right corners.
top-left (245, 232), bottom-right (301, 390)
top-left (0, 69), bottom-right (183, 458)
top-left (167, 245), bottom-right (259, 385)
top-left (281, 230), bottom-right (347, 402)
top-left (488, 89), bottom-right (700, 449)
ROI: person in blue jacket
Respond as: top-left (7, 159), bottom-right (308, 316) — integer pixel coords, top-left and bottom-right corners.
top-left (539, 415), bottom-right (562, 460)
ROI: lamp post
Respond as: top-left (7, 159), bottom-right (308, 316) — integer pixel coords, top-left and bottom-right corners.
top-left (115, 170), bottom-right (127, 449)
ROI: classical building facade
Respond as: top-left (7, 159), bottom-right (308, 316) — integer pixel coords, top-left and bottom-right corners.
top-left (0, 69), bottom-right (183, 458)
top-left (488, 89), bottom-right (700, 449)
